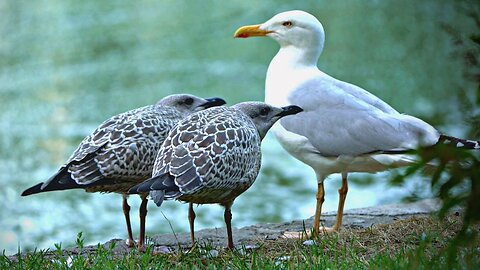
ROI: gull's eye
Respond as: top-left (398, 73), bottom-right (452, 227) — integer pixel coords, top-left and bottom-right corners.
top-left (282, 21), bottom-right (293, 27)
top-left (184, 97), bottom-right (194, 105)
top-left (260, 107), bottom-right (270, 116)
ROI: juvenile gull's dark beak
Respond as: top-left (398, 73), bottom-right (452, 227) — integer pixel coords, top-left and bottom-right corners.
top-left (277, 105), bottom-right (303, 117)
top-left (200, 97), bottom-right (226, 109)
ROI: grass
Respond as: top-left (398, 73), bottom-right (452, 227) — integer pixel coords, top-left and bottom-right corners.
top-left (2, 0), bottom-right (476, 254)
top-left (2, 214), bottom-right (479, 269)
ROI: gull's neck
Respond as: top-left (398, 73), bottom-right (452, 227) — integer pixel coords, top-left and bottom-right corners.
top-left (274, 46), bottom-right (320, 67)
top-left (265, 46), bottom-right (321, 106)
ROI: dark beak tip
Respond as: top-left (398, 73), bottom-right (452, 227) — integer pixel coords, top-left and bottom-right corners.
top-left (281, 105), bottom-right (303, 116)
top-left (291, 105), bottom-right (303, 113)
top-left (204, 97), bottom-right (227, 108)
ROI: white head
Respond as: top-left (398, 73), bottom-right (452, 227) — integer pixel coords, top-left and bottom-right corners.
top-left (234, 10), bottom-right (325, 64)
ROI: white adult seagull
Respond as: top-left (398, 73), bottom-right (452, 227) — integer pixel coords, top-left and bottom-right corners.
top-left (234, 10), bottom-right (480, 237)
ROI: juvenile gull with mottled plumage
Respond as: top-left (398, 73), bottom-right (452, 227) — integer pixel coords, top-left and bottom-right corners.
top-left (129, 102), bottom-right (303, 249)
top-left (21, 94), bottom-right (225, 250)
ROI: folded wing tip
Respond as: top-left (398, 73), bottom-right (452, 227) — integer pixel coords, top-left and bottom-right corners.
top-left (127, 184), bottom-right (142, 194)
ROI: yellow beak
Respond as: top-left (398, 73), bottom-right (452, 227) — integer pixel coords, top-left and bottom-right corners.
top-left (234, 24), bottom-right (271, 38)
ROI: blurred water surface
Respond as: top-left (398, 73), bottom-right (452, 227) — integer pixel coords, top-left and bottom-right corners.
top-left (0, 0), bottom-right (476, 255)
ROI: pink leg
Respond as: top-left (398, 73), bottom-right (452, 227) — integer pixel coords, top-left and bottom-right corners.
top-left (122, 194), bottom-right (135, 247)
top-left (188, 203), bottom-right (196, 247)
top-left (138, 193), bottom-right (148, 252)
top-left (223, 202), bottom-right (234, 250)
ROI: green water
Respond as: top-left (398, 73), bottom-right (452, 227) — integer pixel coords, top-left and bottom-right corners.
top-left (0, 0), bottom-right (476, 255)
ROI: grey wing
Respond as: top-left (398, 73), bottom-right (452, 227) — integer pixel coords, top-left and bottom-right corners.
top-left (316, 74), bottom-right (399, 114)
top-left (283, 78), bottom-right (440, 156)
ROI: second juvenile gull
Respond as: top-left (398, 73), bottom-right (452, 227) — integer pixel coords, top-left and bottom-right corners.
top-left (129, 102), bottom-right (303, 249)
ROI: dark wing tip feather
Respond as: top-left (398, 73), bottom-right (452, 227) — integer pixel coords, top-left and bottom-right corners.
top-left (22, 165), bottom-right (102, 196)
top-left (21, 166), bottom-right (75, 196)
top-left (128, 179), bottom-right (155, 194)
top-left (21, 183), bottom-right (45, 196)
top-left (439, 134), bottom-right (480, 149)
top-left (128, 173), bottom-right (178, 194)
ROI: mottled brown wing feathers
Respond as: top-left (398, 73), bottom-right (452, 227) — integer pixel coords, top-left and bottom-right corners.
top-left (66, 105), bottom-right (182, 185)
top-left (152, 107), bottom-right (262, 199)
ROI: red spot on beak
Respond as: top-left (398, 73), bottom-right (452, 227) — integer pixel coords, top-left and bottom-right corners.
top-left (237, 33), bottom-right (249, 38)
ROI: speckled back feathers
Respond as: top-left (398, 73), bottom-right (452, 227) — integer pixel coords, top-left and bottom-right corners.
top-left (66, 105), bottom-right (184, 188)
top-left (152, 106), bottom-right (262, 204)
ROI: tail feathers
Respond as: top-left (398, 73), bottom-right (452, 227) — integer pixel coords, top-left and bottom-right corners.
top-left (128, 173), bottom-right (179, 207)
top-left (374, 135), bottom-right (480, 156)
top-left (150, 191), bottom-right (165, 207)
top-left (128, 178), bottom-right (158, 194)
top-left (438, 135), bottom-right (480, 149)
top-left (21, 166), bottom-right (86, 196)
top-left (128, 173), bottom-right (178, 194)
top-left (21, 182), bottom-right (47, 196)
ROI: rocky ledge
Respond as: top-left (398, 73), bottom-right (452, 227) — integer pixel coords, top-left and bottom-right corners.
top-left (11, 199), bottom-right (443, 258)
top-left (105, 199), bottom-right (441, 254)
